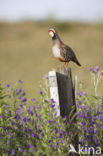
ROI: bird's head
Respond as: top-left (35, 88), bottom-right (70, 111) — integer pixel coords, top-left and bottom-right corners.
top-left (48, 28), bottom-right (57, 38)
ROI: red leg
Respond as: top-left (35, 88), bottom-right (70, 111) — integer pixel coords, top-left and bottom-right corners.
top-left (62, 62), bottom-right (66, 67)
top-left (66, 62), bottom-right (69, 67)
top-left (65, 62), bottom-right (69, 68)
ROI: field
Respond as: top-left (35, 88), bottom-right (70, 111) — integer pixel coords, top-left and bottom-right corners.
top-left (0, 68), bottom-right (103, 155)
top-left (0, 21), bottom-right (103, 155)
top-left (0, 21), bottom-right (103, 97)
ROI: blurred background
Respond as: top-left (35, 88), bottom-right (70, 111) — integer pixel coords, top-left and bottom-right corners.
top-left (0, 0), bottom-right (103, 97)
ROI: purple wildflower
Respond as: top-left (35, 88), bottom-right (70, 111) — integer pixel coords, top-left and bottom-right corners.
top-left (23, 98), bottom-right (27, 102)
top-left (2, 125), bottom-right (6, 131)
top-left (31, 98), bottom-right (35, 102)
top-left (19, 104), bottom-right (23, 109)
top-left (93, 68), bottom-right (98, 73)
top-left (50, 104), bottom-right (55, 108)
top-left (56, 141), bottom-right (59, 145)
top-left (28, 144), bottom-right (32, 148)
top-left (54, 145), bottom-right (58, 149)
top-left (55, 129), bottom-right (58, 134)
top-left (30, 111), bottom-right (33, 116)
top-left (16, 109), bottom-right (21, 114)
top-left (34, 147), bottom-right (37, 152)
top-left (22, 149), bottom-right (26, 153)
top-left (77, 111), bottom-right (85, 118)
top-left (50, 115), bottom-right (53, 118)
top-left (42, 74), bottom-right (49, 79)
top-left (58, 133), bottom-right (62, 138)
top-left (51, 98), bottom-right (55, 103)
top-left (0, 115), bottom-right (4, 118)
top-left (7, 140), bottom-right (10, 144)
top-left (12, 149), bottom-right (15, 155)
top-left (18, 147), bottom-right (21, 151)
top-left (35, 112), bottom-right (38, 116)
top-left (40, 131), bottom-right (43, 136)
top-left (76, 92), bottom-right (83, 97)
top-left (11, 121), bottom-right (15, 125)
top-left (82, 122), bottom-right (86, 126)
top-left (86, 107), bottom-right (91, 111)
top-left (5, 84), bottom-right (10, 88)
top-left (101, 70), bottom-right (103, 74)
top-left (55, 112), bottom-right (57, 116)
top-left (100, 117), bottom-right (103, 122)
top-left (46, 120), bottom-right (51, 124)
top-left (39, 90), bottom-right (43, 95)
top-left (50, 144), bottom-right (53, 147)
top-left (22, 92), bottom-right (26, 96)
top-left (39, 116), bottom-right (42, 120)
top-left (33, 105), bottom-right (36, 109)
top-left (22, 117), bottom-right (27, 122)
top-left (19, 96), bottom-right (22, 101)
top-left (19, 88), bottom-right (22, 93)
top-left (18, 80), bottom-right (23, 84)
top-left (49, 139), bottom-right (52, 143)
top-left (9, 111), bottom-right (12, 116)
top-left (88, 114), bottom-right (92, 119)
top-left (96, 66), bottom-right (99, 70)
top-left (77, 100), bottom-right (81, 104)
top-left (32, 133), bottom-right (37, 137)
top-left (78, 122), bottom-right (82, 126)
top-left (16, 88), bottom-right (22, 95)
top-left (88, 67), bottom-right (93, 71)
top-left (83, 103), bottom-right (86, 107)
top-left (61, 140), bottom-right (63, 143)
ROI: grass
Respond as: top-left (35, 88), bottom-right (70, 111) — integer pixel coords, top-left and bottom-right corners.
top-left (0, 20), bottom-right (103, 97)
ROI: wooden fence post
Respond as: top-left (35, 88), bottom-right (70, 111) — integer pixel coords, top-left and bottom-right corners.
top-left (49, 67), bottom-right (79, 155)
top-left (56, 68), bottom-right (75, 117)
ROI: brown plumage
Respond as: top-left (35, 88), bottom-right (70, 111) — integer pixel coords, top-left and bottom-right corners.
top-left (48, 28), bottom-right (81, 67)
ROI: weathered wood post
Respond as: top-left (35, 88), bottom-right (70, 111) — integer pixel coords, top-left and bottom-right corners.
top-left (49, 67), bottom-right (78, 155)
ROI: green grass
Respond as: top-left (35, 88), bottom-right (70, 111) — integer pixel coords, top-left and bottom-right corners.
top-left (0, 21), bottom-right (103, 97)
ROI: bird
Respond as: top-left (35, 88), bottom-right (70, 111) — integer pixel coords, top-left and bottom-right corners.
top-left (48, 28), bottom-right (81, 67)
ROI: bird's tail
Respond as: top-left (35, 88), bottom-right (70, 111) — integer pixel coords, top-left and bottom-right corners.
top-left (75, 59), bottom-right (81, 66)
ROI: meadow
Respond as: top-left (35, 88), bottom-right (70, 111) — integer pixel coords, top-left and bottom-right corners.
top-left (0, 20), bottom-right (103, 97)
top-left (0, 67), bottom-right (103, 155)
top-left (0, 21), bottom-right (103, 155)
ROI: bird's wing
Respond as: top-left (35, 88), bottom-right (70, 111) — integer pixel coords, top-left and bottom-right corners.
top-left (60, 44), bottom-right (77, 62)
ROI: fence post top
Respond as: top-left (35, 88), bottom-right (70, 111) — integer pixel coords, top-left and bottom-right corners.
top-left (49, 71), bottom-right (56, 76)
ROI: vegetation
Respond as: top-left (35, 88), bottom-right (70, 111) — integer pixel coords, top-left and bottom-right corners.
top-left (0, 67), bottom-right (103, 155)
top-left (0, 20), bottom-right (103, 155)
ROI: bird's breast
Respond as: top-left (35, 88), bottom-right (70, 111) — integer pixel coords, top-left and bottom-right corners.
top-left (52, 46), bottom-right (61, 58)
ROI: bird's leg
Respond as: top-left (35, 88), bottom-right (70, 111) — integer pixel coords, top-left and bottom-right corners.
top-left (66, 62), bottom-right (69, 67)
top-left (65, 62), bottom-right (69, 69)
top-left (62, 62), bottom-right (66, 67)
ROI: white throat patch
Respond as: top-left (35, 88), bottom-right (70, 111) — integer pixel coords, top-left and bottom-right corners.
top-left (49, 31), bottom-right (54, 37)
